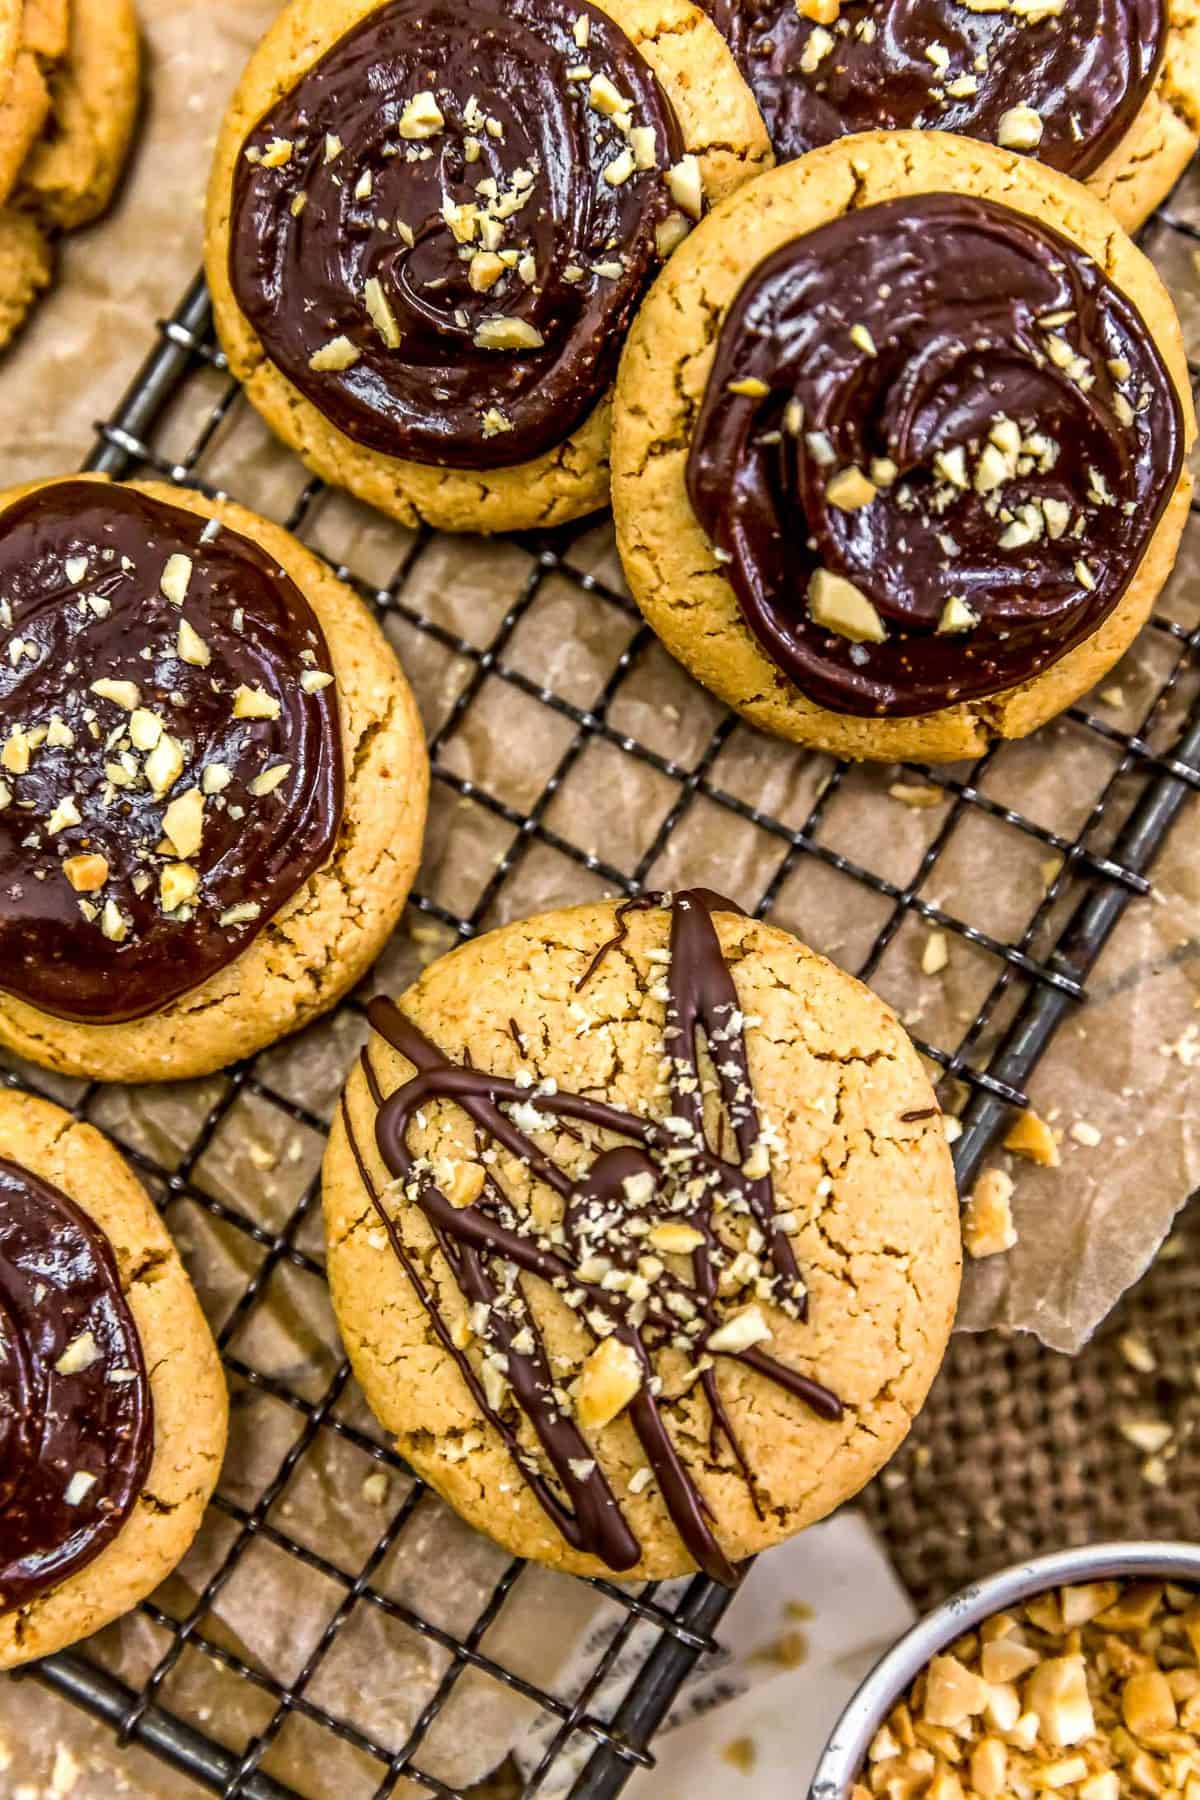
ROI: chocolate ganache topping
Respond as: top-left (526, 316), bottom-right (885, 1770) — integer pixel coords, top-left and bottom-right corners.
top-left (0, 1157), bottom-right (152, 1611)
top-left (699, 0), bottom-right (1166, 172)
top-left (344, 890), bottom-right (843, 1587)
top-left (229, 0), bottom-right (693, 471)
top-left (0, 483), bottom-right (344, 1024)
top-left (686, 194), bottom-right (1184, 718)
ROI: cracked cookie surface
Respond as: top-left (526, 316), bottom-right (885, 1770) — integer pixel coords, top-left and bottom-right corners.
top-left (323, 894), bottom-right (961, 1581)
top-left (0, 1088), bottom-right (227, 1669)
top-left (0, 475), bottom-right (429, 1083)
top-left (611, 130), bottom-right (1196, 762)
top-left (204, 0), bottom-right (772, 535)
top-left (1087, 0), bottom-right (1200, 228)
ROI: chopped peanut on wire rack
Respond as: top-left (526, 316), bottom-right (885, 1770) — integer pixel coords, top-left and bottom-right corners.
top-left (854, 1581), bottom-right (1200, 1800)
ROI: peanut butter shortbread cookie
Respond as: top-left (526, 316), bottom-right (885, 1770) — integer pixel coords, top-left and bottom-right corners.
top-left (0, 475), bottom-right (429, 1083)
top-left (0, 0), bottom-right (140, 350)
top-left (0, 1089), bottom-right (227, 1668)
top-left (700, 0), bottom-right (1200, 231)
top-left (205, 0), bottom-right (771, 534)
top-left (323, 890), bottom-right (961, 1582)
top-left (612, 131), bottom-right (1196, 762)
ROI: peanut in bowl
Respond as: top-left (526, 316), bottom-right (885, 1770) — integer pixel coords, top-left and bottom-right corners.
top-left (810, 1543), bottom-right (1200, 1800)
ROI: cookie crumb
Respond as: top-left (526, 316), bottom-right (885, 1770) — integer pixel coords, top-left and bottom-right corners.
top-left (1159, 1023), bottom-right (1200, 1066)
top-left (49, 1746), bottom-right (80, 1797)
top-left (963, 1168), bottom-right (1017, 1259)
top-left (721, 1737), bottom-right (757, 1776)
top-left (888, 782), bottom-right (943, 809)
top-left (749, 1627), bottom-right (808, 1668)
top-left (362, 1471), bottom-right (390, 1506)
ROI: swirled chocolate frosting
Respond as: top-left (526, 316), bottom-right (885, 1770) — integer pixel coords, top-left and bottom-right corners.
top-left (686, 194), bottom-right (1184, 718)
top-left (0, 1156), bottom-right (153, 1611)
top-left (700, 0), bottom-right (1166, 172)
top-left (343, 891), bottom-right (843, 1586)
top-left (228, 0), bottom-right (691, 471)
top-left (0, 482), bottom-right (344, 1024)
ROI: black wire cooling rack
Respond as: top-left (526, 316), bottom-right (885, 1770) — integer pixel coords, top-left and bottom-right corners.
top-left (6, 170), bottom-right (1200, 1796)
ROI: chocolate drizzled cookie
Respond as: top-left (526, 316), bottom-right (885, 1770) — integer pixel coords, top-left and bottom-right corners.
top-left (324, 892), bottom-right (961, 1581)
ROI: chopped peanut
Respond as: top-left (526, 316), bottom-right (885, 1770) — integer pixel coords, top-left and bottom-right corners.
top-left (575, 1337), bottom-right (642, 1431)
top-left (1025, 1655), bottom-right (1094, 1747)
top-left (436, 1160), bottom-right (487, 1209)
top-left (63, 853), bottom-right (109, 893)
top-left (859, 1580), bottom-right (1200, 1800)
top-left (923, 1656), bottom-right (990, 1727)
top-left (808, 568), bottom-right (886, 643)
top-left (1123, 1669), bottom-right (1177, 1736)
top-left (1003, 1108), bottom-right (1061, 1168)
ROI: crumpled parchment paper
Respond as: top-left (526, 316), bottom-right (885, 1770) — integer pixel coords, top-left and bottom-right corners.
top-left (1, 1), bottom-right (1199, 1790)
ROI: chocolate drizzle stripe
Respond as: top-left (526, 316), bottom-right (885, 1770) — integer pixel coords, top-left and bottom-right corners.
top-left (0, 482), bottom-right (345, 1023)
top-left (700, 0), bottom-right (1167, 176)
top-left (0, 1156), bottom-right (153, 1611)
top-left (229, 0), bottom-right (688, 471)
top-left (687, 193), bottom-right (1184, 719)
top-left (347, 891), bottom-right (843, 1586)
top-left (341, 1084), bottom-right (643, 1566)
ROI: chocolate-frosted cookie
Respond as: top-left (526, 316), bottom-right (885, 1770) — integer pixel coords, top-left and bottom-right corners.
top-left (0, 0), bottom-right (140, 350)
top-left (205, 0), bottom-right (771, 534)
top-left (0, 1089), bottom-right (226, 1668)
top-left (699, 0), bottom-right (1200, 230)
top-left (0, 476), bottom-right (428, 1082)
top-left (323, 891), bottom-right (960, 1581)
top-left (612, 131), bottom-right (1195, 762)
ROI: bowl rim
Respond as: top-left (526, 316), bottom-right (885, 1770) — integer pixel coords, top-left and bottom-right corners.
top-left (809, 1538), bottom-right (1200, 1799)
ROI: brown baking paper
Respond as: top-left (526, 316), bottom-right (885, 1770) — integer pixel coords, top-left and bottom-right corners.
top-left (1, 1), bottom-right (1199, 1790)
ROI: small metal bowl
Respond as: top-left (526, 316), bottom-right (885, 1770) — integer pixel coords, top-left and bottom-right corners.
top-left (810, 1540), bottom-right (1200, 1799)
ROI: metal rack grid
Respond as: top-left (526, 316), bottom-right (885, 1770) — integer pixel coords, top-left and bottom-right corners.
top-left (6, 171), bottom-right (1200, 1794)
